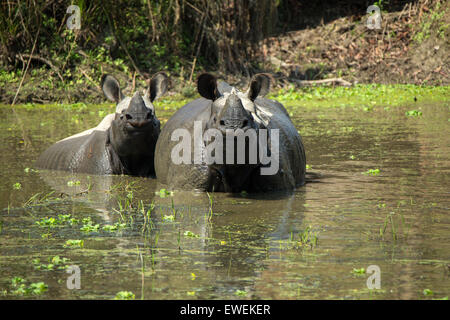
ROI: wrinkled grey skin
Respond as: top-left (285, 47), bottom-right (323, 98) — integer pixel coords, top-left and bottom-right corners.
top-left (36, 72), bottom-right (168, 177)
top-left (154, 73), bottom-right (306, 192)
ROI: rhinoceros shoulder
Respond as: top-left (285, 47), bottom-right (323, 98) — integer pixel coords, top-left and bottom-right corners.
top-left (60, 113), bottom-right (115, 142)
top-left (161, 98), bottom-right (212, 133)
top-left (36, 127), bottom-right (112, 174)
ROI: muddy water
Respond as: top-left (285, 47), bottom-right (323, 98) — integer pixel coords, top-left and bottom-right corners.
top-left (0, 102), bottom-right (449, 300)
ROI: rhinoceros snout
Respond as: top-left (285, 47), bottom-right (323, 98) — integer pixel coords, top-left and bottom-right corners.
top-left (216, 93), bottom-right (253, 131)
top-left (123, 109), bottom-right (154, 127)
top-left (127, 118), bottom-right (151, 128)
top-left (218, 118), bottom-right (249, 130)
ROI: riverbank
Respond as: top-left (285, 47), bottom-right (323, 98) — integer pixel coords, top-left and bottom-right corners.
top-left (0, 0), bottom-right (448, 105)
top-left (3, 84), bottom-right (448, 124)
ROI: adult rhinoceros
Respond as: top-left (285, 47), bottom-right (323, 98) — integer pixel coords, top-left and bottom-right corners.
top-left (154, 73), bottom-right (305, 192)
top-left (36, 72), bottom-right (168, 177)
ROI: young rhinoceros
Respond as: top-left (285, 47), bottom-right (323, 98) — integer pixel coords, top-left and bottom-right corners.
top-left (36, 72), bottom-right (168, 177)
top-left (154, 73), bottom-right (306, 192)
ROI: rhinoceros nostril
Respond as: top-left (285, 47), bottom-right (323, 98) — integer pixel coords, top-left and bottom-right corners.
top-left (219, 120), bottom-right (225, 126)
top-left (242, 119), bottom-right (248, 127)
top-left (146, 112), bottom-right (152, 120)
top-left (125, 114), bottom-right (132, 120)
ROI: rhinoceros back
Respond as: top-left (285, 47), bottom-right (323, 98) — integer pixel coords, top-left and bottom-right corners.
top-left (36, 129), bottom-right (113, 174)
top-left (155, 98), bottom-right (212, 188)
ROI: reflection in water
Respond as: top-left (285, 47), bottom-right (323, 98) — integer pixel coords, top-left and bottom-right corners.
top-left (0, 103), bottom-right (448, 299)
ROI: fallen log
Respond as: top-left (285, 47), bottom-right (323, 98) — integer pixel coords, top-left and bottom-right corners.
top-left (290, 77), bottom-right (352, 87)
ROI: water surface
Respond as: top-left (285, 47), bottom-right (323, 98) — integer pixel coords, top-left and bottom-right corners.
top-left (0, 102), bottom-right (449, 299)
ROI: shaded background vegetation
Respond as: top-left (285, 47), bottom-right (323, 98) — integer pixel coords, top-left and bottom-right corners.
top-left (0, 0), bottom-right (447, 103)
top-left (0, 0), bottom-right (422, 73)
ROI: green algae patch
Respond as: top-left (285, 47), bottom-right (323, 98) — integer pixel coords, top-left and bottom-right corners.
top-left (269, 84), bottom-right (450, 108)
top-left (2, 85), bottom-right (448, 116)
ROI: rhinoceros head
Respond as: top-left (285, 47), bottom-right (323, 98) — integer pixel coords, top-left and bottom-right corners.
top-left (101, 72), bottom-right (168, 157)
top-left (196, 73), bottom-right (273, 191)
top-left (197, 73), bottom-right (271, 133)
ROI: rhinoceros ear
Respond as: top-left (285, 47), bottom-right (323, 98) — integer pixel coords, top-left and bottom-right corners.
top-left (101, 75), bottom-right (123, 103)
top-left (198, 73), bottom-right (219, 101)
top-left (247, 73), bottom-right (272, 101)
top-left (148, 72), bottom-right (169, 102)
